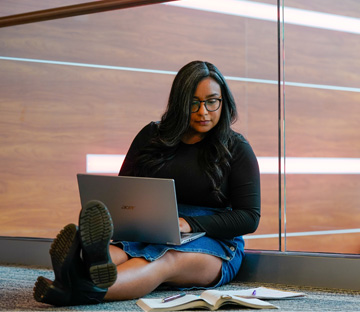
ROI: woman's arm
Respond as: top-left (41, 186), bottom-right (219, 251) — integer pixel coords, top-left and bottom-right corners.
top-left (183, 139), bottom-right (261, 239)
top-left (119, 122), bottom-right (157, 176)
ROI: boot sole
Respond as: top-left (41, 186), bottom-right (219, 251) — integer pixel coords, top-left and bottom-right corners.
top-left (33, 224), bottom-right (79, 305)
top-left (49, 223), bottom-right (80, 288)
top-left (79, 200), bottom-right (117, 288)
top-left (33, 276), bottom-right (71, 305)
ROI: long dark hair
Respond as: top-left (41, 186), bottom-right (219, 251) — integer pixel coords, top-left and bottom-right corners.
top-left (135, 61), bottom-right (238, 200)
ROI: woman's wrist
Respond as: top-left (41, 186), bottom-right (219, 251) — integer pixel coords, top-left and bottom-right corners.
top-left (179, 217), bottom-right (192, 233)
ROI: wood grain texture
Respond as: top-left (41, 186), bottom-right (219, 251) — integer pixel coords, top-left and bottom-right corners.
top-left (1, 1), bottom-right (359, 254)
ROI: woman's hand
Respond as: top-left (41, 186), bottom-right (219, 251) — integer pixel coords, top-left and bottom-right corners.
top-left (179, 218), bottom-right (192, 233)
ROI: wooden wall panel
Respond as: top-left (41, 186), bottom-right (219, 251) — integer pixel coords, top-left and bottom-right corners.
top-left (285, 27), bottom-right (360, 88)
top-left (0, 0), bottom-right (90, 17)
top-left (285, 87), bottom-right (360, 158)
top-left (286, 175), bottom-right (360, 231)
top-left (0, 62), bottom-right (173, 237)
top-left (1, 1), bottom-right (359, 254)
top-left (0, 3), bottom-right (279, 80)
top-left (279, 0), bottom-right (360, 18)
top-left (0, 60), bottom-right (278, 239)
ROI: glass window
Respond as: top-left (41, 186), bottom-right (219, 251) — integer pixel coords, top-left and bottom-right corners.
top-left (283, 0), bottom-right (360, 254)
top-left (0, 1), bottom-right (279, 251)
top-left (3, 0), bottom-right (358, 255)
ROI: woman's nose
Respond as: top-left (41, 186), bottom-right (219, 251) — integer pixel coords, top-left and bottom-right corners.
top-left (197, 102), bottom-right (208, 115)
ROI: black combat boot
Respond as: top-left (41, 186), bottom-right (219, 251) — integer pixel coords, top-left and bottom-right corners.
top-left (33, 200), bottom-right (117, 306)
top-left (78, 200), bottom-right (117, 288)
top-left (33, 223), bottom-right (80, 306)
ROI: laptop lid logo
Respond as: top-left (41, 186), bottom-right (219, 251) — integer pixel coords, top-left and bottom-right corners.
top-left (121, 205), bottom-right (135, 210)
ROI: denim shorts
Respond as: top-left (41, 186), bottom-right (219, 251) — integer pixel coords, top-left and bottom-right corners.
top-left (113, 204), bottom-right (245, 289)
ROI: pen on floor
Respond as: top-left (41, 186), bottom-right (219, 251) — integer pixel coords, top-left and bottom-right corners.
top-left (252, 290), bottom-right (257, 296)
top-left (162, 293), bottom-right (186, 303)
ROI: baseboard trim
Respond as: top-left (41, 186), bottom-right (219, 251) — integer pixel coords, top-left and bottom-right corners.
top-left (1, 237), bottom-right (359, 290)
top-left (0, 236), bottom-right (53, 268)
top-left (236, 249), bottom-right (360, 291)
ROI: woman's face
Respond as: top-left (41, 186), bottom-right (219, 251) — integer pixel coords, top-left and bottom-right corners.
top-left (182, 77), bottom-right (222, 144)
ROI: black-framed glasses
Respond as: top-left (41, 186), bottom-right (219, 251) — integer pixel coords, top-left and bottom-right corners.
top-left (190, 98), bottom-right (222, 113)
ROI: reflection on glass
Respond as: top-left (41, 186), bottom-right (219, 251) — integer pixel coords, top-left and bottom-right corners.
top-left (0, 1), bottom-right (279, 252)
top-left (283, 0), bottom-right (360, 254)
top-left (0, 0), bottom-right (93, 17)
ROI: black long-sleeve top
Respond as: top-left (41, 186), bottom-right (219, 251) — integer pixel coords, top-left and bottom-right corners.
top-left (119, 122), bottom-right (261, 240)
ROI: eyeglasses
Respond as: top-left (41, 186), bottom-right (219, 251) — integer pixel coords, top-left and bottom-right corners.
top-left (190, 98), bottom-right (222, 113)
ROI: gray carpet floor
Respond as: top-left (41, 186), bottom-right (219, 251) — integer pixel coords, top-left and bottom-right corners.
top-left (1, 264), bottom-right (359, 311)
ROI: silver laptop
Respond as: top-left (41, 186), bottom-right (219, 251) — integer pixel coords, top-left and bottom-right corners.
top-left (77, 174), bottom-right (205, 245)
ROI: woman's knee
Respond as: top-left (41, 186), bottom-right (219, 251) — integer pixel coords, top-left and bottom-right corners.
top-left (162, 250), bottom-right (222, 287)
top-left (109, 245), bottom-right (129, 265)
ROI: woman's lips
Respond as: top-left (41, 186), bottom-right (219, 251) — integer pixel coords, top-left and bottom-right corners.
top-left (197, 120), bottom-right (210, 126)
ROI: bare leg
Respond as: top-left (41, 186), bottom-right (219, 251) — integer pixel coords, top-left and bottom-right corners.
top-left (105, 246), bottom-right (222, 301)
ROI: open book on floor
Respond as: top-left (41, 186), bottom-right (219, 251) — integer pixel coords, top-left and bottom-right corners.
top-left (136, 287), bottom-right (306, 312)
top-left (223, 287), bottom-right (306, 299)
